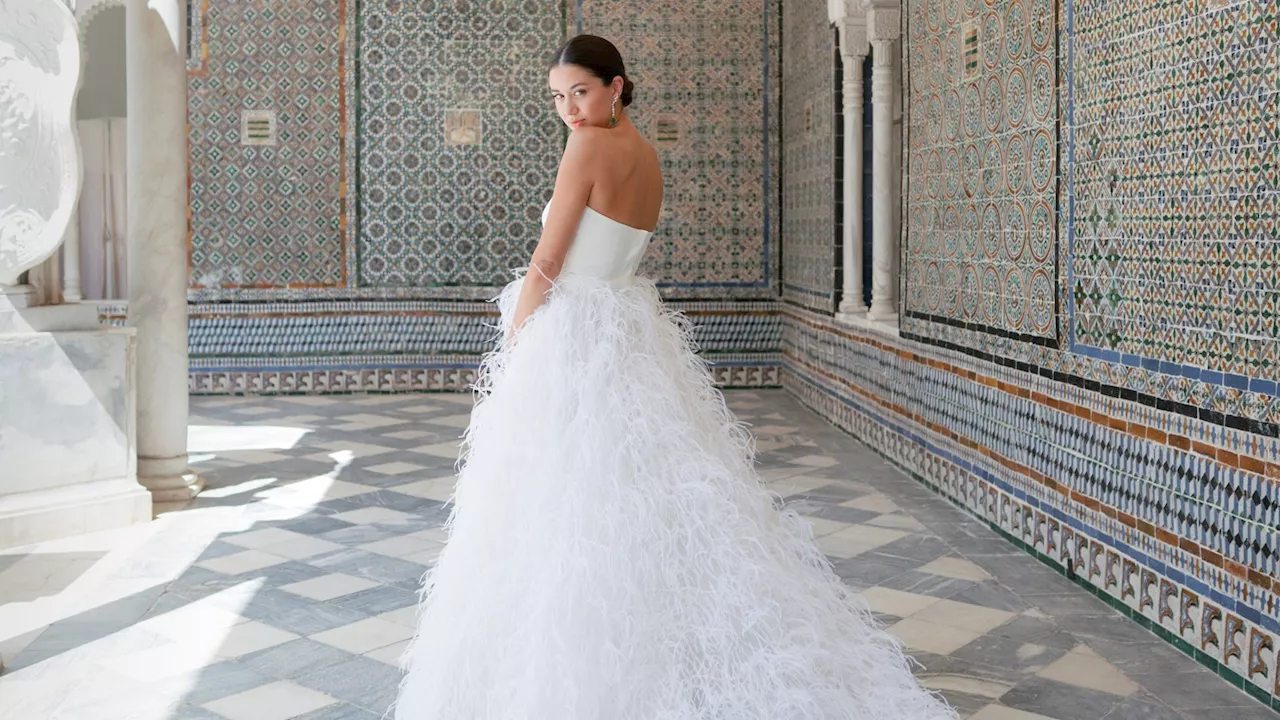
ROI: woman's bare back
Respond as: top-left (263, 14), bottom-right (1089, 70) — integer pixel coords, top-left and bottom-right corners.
top-left (580, 128), bottom-right (663, 232)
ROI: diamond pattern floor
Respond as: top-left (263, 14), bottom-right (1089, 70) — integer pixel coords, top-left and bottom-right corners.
top-left (0, 391), bottom-right (1273, 719)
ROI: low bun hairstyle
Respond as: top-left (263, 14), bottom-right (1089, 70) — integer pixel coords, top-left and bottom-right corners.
top-left (551, 34), bottom-right (634, 107)
top-left (620, 76), bottom-right (635, 107)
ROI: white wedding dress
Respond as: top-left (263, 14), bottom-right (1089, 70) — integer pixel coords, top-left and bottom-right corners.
top-left (394, 202), bottom-right (955, 719)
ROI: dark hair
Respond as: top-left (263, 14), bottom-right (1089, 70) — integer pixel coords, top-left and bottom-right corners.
top-left (551, 34), bottom-right (635, 107)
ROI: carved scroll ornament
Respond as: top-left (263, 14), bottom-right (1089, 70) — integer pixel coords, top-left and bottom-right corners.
top-left (0, 0), bottom-right (82, 285)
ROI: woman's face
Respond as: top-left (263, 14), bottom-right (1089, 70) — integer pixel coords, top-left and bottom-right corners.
top-left (549, 64), bottom-right (618, 131)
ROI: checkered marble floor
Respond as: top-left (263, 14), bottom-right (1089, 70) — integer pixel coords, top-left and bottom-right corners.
top-left (0, 391), bottom-right (1274, 720)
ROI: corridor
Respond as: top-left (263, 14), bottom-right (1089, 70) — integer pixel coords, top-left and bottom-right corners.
top-left (0, 391), bottom-right (1272, 720)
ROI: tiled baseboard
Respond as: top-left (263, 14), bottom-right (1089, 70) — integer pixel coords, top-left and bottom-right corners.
top-left (188, 359), bottom-right (783, 395)
top-left (784, 364), bottom-right (1280, 711)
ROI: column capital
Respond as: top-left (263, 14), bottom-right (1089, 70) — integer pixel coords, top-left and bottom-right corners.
top-left (862, 1), bottom-right (901, 43)
top-left (836, 12), bottom-right (869, 59)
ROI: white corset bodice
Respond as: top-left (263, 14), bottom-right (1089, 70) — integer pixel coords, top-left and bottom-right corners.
top-left (541, 202), bottom-right (652, 286)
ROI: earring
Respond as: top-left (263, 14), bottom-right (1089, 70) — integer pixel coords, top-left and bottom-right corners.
top-left (610, 97), bottom-right (618, 127)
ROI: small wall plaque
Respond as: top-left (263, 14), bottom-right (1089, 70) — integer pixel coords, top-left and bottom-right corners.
top-left (803, 100), bottom-right (814, 134)
top-left (444, 109), bottom-right (482, 146)
top-left (240, 109), bottom-right (277, 146)
top-left (962, 20), bottom-right (981, 80)
top-left (655, 115), bottom-right (680, 145)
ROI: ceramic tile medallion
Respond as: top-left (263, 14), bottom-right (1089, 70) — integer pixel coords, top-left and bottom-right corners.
top-left (1069, 0), bottom-right (1280, 380)
top-left (356, 2), bottom-right (565, 288)
top-left (904, 0), bottom-right (1059, 342)
top-left (580, 0), bottom-right (781, 296)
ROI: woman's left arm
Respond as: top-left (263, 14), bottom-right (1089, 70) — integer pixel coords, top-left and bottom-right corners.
top-left (508, 129), bottom-right (599, 336)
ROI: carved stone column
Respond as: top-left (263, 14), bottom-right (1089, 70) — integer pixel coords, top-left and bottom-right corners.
top-left (62, 205), bottom-right (84, 300)
top-left (835, 12), bottom-right (869, 321)
top-left (126, 0), bottom-right (200, 503)
top-left (864, 1), bottom-right (901, 322)
top-left (62, 100), bottom-right (84, 302)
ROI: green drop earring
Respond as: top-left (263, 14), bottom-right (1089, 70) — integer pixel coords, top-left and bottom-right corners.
top-left (610, 96), bottom-right (618, 127)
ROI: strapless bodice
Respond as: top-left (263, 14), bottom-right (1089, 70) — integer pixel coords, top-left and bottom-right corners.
top-left (541, 202), bottom-right (652, 286)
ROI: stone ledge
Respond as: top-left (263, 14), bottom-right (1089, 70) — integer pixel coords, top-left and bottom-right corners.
top-left (0, 477), bottom-right (151, 551)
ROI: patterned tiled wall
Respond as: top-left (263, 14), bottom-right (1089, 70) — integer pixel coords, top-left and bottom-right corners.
top-left (580, 0), bottom-right (780, 297)
top-left (903, 0), bottom-right (1058, 341)
top-left (182, 0), bottom-right (784, 386)
top-left (786, 0), bottom-right (1280, 709)
top-left (355, 2), bottom-right (564, 288)
top-left (186, 299), bottom-right (783, 393)
top-left (187, 0), bottom-right (346, 288)
top-left (1068, 0), bottom-right (1280, 381)
top-left (780, 0), bottom-right (838, 312)
top-left (900, 0), bottom-right (1280, 441)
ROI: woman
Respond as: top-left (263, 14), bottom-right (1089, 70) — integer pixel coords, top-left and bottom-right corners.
top-left (395, 35), bottom-right (955, 720)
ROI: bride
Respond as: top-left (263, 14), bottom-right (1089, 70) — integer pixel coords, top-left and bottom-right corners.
top-left (394, 34), bottom-right (955, 720)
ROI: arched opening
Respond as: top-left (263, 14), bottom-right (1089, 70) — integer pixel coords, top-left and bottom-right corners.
top-left (68, 4), bottom-right (128, 301)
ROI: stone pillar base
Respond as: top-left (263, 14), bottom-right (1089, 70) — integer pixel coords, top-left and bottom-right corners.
top-left (836, 307), bottom-right (867, 325)
top-left (138, 462), bottom-right (203, 508)
top-left (0, 319), bottom-right (149, 551)
top-left (867, 306), bottom-right (898, 323)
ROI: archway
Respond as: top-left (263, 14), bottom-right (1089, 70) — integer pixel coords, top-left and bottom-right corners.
top-left (66, 0), bottom-right (129, 302)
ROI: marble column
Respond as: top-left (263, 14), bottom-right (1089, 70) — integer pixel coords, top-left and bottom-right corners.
top-left (836, 18), bottom-right (869, 322)
top-left (866, 4), bottom-right (900, 322)
top-left (62, 204), bottom-right (83, 301)
top-left (126, 0), bottom-right (199, 503)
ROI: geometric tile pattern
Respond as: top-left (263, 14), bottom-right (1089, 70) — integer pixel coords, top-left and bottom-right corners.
top-left (783, 305), bottom-right (1280, 711)
top-left (180, 299), bottom-right (784, 393)
top-left (780, 0), bottom-right (838, 312)
top-left (187, 0), bottom-right (346, 288)
top-left (183, 300), bottom-right (784, 357)
top-left (897, 0), bottom-right (1280, 433)
top-left (355, 2), bottom-right (565, 287)
top-left (904, 0), bottom-right (1058, 340)
top-left (582, 0), bottom-right (781, 295)
top-left (182, 1), bottom-right (784, 375)
top-left (184, 358), bottom-right (782, 395)
top-left (3, 392), bottom-right (1272, 718)
top-left (1068, 0), bottom-right (1280, 378)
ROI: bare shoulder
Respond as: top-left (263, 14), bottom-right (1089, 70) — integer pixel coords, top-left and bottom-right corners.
top-left (560, 127), bottom-right (612, 172)
top-left (564, 127), bottom-right (611, 155)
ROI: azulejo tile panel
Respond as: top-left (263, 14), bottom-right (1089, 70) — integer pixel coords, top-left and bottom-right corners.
top-left (899, 0), bottom-right (1280, 432)
top-left (355, 1), bottom-right (564, 288)
top-left (188, 0), bottom-right (781, 306)
top-left (183, 299), bottom-right (783, 393)
top-left (903, 0), bottom-right (1059, 341)
top-left (782, 306), bottom-right (1280, 708)
top-left (185, 301), bottom-right (783, 358)
top-left (188, 0), bottom-right (346, 288)
top-left (1069, 0), bottom-right (1280, 380)
top-left (581, 0), bottom-right (780, 295)
top-left (779, 0), bottom-right (837, 312)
